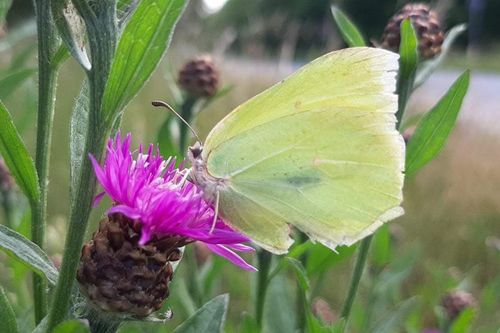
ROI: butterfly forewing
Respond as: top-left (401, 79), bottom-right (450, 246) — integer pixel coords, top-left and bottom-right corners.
top-left (202, 47), bottom-right (404, 254)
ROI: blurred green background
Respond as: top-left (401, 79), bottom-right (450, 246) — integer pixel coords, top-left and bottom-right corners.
top-left (1, 0), bottom-right (500, 332)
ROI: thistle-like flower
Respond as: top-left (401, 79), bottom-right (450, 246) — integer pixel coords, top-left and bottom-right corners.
top-left (77, 133), bottom-right (255, 317)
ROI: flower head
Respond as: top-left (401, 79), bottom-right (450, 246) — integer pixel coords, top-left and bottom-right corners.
top-left (90, 132), bottom-right (255, 271)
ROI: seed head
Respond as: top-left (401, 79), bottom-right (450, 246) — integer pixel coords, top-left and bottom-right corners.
top-left (177, 55), bottom-right (220, 98)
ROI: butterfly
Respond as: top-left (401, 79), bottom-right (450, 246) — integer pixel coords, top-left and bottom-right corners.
top-left (188, 47), bottom-right (405, 254)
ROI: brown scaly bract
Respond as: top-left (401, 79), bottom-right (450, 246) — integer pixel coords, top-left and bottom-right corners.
top-left (77, 214), bottom-right (189, 317)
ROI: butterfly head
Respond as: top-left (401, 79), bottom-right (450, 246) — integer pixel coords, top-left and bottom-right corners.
top-left (188, 141), bottom-right (203, 161)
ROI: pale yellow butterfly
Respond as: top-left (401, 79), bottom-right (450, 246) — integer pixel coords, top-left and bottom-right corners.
top-left (188, 47), bottom-right (404, 254)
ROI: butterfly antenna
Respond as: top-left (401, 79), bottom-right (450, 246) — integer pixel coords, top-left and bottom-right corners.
top-left (152, 100), bottom-right (201, 143)
top-left (210, 191), bottom-right (220, 234)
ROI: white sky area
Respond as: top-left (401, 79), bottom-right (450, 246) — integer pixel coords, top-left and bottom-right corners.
top-left (203, 0), bottom-right (228, 14)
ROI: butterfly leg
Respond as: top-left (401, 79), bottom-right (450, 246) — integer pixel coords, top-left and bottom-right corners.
top-left (209, 190), bottom-right (220, 234)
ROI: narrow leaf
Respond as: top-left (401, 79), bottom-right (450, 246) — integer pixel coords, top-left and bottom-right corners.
top-left (405, 71), bottom-right (470, 177)
top-left (51, 0), bottom-right (91, 70)
top-left (173, 294), bottom-right (229, 333)
top-left (415, 24), bottom-right (467, 88)
top-left (396, 19), bottom-right (418, 122)
top-left (0, 225), bottom-right (58, 285)
top-left (0, 68), bottom-right (36, 100)
top-left (306, 243), bottom-right (356, 276)
top-left (0, 101), bottom-right (40, 203)
top-left (449, 308), bottom-right (475, 333)
top-left (0, 285), bottom-right (19, 333)
top-left (331, 6), bottom-right (365, 47)
top-left (101, 0), bottom-right (188, 123)
top-left (69, 81), bottom-right (89, 201)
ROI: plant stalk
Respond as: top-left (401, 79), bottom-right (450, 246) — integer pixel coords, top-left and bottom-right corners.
top-left (255, 250), bottom-right (272, 328)
top-left (179, 96), bottom-right (197, 153)
top-left (32, 0), bottom-right (60, 324)
top-left (340, 235), bottom-right (372, 331)
top-left (46, 2), bottom-right (117, 330)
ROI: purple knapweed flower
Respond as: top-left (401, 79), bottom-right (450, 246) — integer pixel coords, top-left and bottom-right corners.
top-left (90, 132), bottom-right (256, 271)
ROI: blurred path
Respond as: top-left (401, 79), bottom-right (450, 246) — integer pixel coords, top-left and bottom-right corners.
top-left (410, 70), bottom-right (500, 136)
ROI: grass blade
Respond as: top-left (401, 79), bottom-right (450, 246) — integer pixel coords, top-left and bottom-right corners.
top-left (0, 285), bottom-right (19, 333)
top-left (173, 294), bottom-right (229, 333)
top-left (331, 6), bottom-right (366, 47)
top-left (0, 225), bottom-right (58, 285)
top-left (0, 101), bottom-right (40, 203)
top-left (406, 71), bottom-right (470, 177)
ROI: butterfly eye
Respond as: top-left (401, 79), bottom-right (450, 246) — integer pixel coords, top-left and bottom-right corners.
top-left (188, 143), bottom-right (203, 159)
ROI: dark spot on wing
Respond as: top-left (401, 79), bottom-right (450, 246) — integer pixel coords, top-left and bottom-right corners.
top-left (286, 175), bottom-right (321, 187)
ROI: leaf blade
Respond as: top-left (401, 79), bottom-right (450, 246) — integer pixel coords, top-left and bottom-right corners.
top-left (0, 285), bottom-right (19, 333)
top-left (0, 101), bottom-right (40, 203)
top-left (0, 225), bottom-right (58, 285)
top-left (101, 0), bottom-right (187, 123)
top-left (331, 6), bottom-right (366, 47)
top-left (405, 71), bottom-right (470, 177)
top-left (396, 19), bottom-right (419, 122)
top-left (173, 294), bottom-right (229, 333)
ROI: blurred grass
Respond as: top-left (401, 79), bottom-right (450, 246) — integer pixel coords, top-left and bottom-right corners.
top-left (2, 36), bottom-right (500, 330)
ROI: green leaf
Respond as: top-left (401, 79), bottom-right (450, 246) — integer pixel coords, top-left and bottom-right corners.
top-left (330, 6), bottom-right (365, 47)
top-left (405, 71), bottom-right (470, 177)
top-left (306, 243), bottom-right (356, 276)
top-left (101, 0), bottom-right (188, 123)
top-left (370, 225), bottom-right (391, 267)
top-left (0, 225), bottom-right (58, 285)
top-left (240, 313), bottom-right (259, 333)
top-left (0, 101), bottom-right (40, 203)
top-left (415, 24), bottom-right (467, 88)
top-left (372, 297), bottom-right (419, 333)
top-left (53, 320), bottom-right (90, 333)
top-left (51, 0), bottom-right (91, 70)
top-left (0, 285), bottom-right (19, 333)
top-left (70, 82), bottom-right (89, 202)
top-left (173, 294), bottom-right (229, 333)
top-left (396, 19), bottom-right (418, 122)
top-left (0, 68), bottom-right (36, 100)
top-left (0, 0), bottom-right (12, 24)
top-left (449, 308), bottom-right (475, 333)
top-left (263, 275), bottom-right (296, 333)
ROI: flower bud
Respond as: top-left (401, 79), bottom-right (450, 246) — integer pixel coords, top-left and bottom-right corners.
top-left (440, 290), bottom-right (477, 320)
top-left (311, 297), bottom-right (337, 325)
top-left (0, 159), bottom-right (14, 192)
top-left (177, 55), bottom-right (220, 98)
top-left (381, 3), bottom-right (444, 59)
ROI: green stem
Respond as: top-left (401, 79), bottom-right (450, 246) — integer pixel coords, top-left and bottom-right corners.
top-left (32, 0), bottom-right (59, 324)
top-left (340, 235), bottom-right (372, 331)
top-left (296, 232), bottom-right (308, 331)
top-left (255, 250), bottom-right (272, 329)
top-left (46, 2), bottom-right (117, 331)
top-left (86, 307), bottom-right (121, 333)
top-left (179, 96), bottom-right (197, 153)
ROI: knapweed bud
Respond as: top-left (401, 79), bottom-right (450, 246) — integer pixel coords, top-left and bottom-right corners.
top-left (381, 3), bottom-right (444, 59)
top-left (177, 55), bottom-right (220, 98)
top-left (77, 215), bottom-right (187, 317)
top-left (77, 133), bottom-right (255, 317)
top-left (311, 297), bottom-right (337, 325)
top-left (441, 290), bottom-right (477, 320)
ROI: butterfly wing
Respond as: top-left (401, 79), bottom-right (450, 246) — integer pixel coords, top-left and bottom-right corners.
top-left (202, 47), bottom-right (404, 254)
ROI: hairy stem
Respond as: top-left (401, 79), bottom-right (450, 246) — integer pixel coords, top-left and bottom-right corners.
top-left (47, 2), bottom-right (117, 330)
top-left (32, 0), bottom-right (59, 324)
